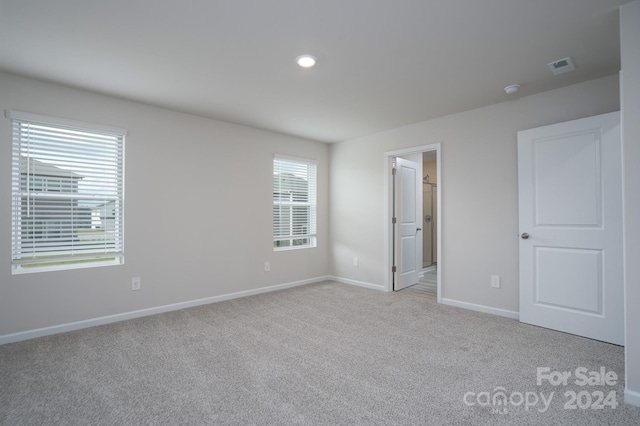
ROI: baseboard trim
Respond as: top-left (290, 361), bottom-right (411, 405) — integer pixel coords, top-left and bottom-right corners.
top-left (624, 388), bottom-right (640, 407)
top-left (0, 276), bottom-right (330, 345)
top-left (440, 297), bottom-right (519, 320)
top-left (328, 276), bottom-right (386, 292)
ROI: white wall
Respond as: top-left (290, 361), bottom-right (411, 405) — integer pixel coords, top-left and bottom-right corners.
top-left (330, 74), bottom-right (619, 313)
top-left (0, 71), bottom-right (330, 337)
top-left (621, 0), bottom-right (640, 407)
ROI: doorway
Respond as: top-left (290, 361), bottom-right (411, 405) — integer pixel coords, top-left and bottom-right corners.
top-left (422, 151), bottom-right (438, 269)
top-left (384, 143), bottom-right (442, 302)
top-left (418, 151), bottom-right (438, 295)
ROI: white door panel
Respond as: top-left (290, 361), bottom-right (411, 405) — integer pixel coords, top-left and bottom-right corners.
top-left (395, 157), bottom-right (421, 290)
top-left (518, 111), bottom-right (623, 345)
top-left (533, 132), bottom-right (601, 226)
top-left (535, 247), bottom-right (602, 313)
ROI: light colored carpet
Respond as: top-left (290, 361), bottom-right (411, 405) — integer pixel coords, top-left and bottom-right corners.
top-left (1, 281), bottom-right (639, 425)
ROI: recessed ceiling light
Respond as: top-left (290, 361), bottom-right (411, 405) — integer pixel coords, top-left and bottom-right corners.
top-left (296, 55), bottom-right (317, 68)
top-left (504, 84), bottom-right (520, 95)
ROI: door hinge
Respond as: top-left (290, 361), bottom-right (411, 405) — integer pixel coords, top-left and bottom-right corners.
top-left (392, 266), bottom-right (397, 273)
top-left (392, 217), bottom-right (397, 224)
top-left (392, 167), bottom-right (396, 176)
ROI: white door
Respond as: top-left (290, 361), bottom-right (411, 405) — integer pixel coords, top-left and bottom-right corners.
top-left (518, 111), bottom-right (623, 345)
top-left (394, 157), bottom-right (421, 290)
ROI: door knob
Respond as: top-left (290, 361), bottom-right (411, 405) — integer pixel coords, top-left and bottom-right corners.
top-left (417, 227), bottom-right (422, 231)
top-left (521, 232), bottom-right (530, 239)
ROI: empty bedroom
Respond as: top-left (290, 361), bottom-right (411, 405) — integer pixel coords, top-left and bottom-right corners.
top-left (1, 0), bottom-right (639, 424)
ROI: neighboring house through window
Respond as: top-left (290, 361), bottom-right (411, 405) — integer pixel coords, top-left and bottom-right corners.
top-left (9, 110), bottom-right (126, 273)
top-left (273, 155), bottom-right (317, 250)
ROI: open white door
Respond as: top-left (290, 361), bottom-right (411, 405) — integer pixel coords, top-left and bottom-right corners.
top-left (394, 157), bottom-right (421, 291)
top-left (518, 112), bottom-right (623, 345)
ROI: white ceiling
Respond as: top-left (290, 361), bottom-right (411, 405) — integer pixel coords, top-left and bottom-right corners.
top-left (0, 0), bottom-right (628, 143)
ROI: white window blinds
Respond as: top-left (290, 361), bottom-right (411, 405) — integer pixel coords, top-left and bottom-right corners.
top-left (9, 111), bottom-right (126, 273)
top-left (273, 155), bottom-right (317, 250)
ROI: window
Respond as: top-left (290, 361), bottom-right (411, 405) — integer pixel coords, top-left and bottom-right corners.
top-left (273, 155), bottom-right (317, 250)
top-left (9, 110), bottom-right (126, 273)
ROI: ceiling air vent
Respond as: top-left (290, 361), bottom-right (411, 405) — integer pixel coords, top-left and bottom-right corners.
top-left (548, 57), bottom-right (575, 75)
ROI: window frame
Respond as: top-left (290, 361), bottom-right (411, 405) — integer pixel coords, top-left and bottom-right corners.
top-left (273, 154), bottom-right (317, 251)
top-left (8, 110), bottom-right (126, 274)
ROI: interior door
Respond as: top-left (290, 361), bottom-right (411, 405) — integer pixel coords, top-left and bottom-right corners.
top-left (394, 157), bottom-right (421, 290)
top-left (518, 111), bottom-right (623, 345)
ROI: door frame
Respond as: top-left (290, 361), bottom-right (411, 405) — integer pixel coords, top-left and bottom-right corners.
top-left (384, 143), bottom-right (442, 301)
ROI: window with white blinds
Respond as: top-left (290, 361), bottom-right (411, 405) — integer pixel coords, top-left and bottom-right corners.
top-left (273, 155), bottom-right (317, 250)
top-left (9, 111), bottom-right (126, 273)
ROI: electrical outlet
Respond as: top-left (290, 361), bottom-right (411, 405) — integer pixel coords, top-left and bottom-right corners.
top-left (132, 277), bottom-right (141, 291)
top-left (264, 261), bottom-right (271, 272)
top-left (353, 257), bottom-right (359, 267)
top-left (491, 275), bottom-right (500, 289)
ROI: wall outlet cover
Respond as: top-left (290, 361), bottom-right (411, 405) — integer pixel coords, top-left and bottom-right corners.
top-left (491, 275), bottom-right (500, 288)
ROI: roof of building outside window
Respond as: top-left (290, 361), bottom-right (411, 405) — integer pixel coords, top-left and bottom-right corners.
top-left (19, 156), bottom-right (83, 179)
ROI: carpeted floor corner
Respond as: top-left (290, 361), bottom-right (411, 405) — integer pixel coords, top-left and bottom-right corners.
top-left (1, 281), bottom-right (639, 425)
